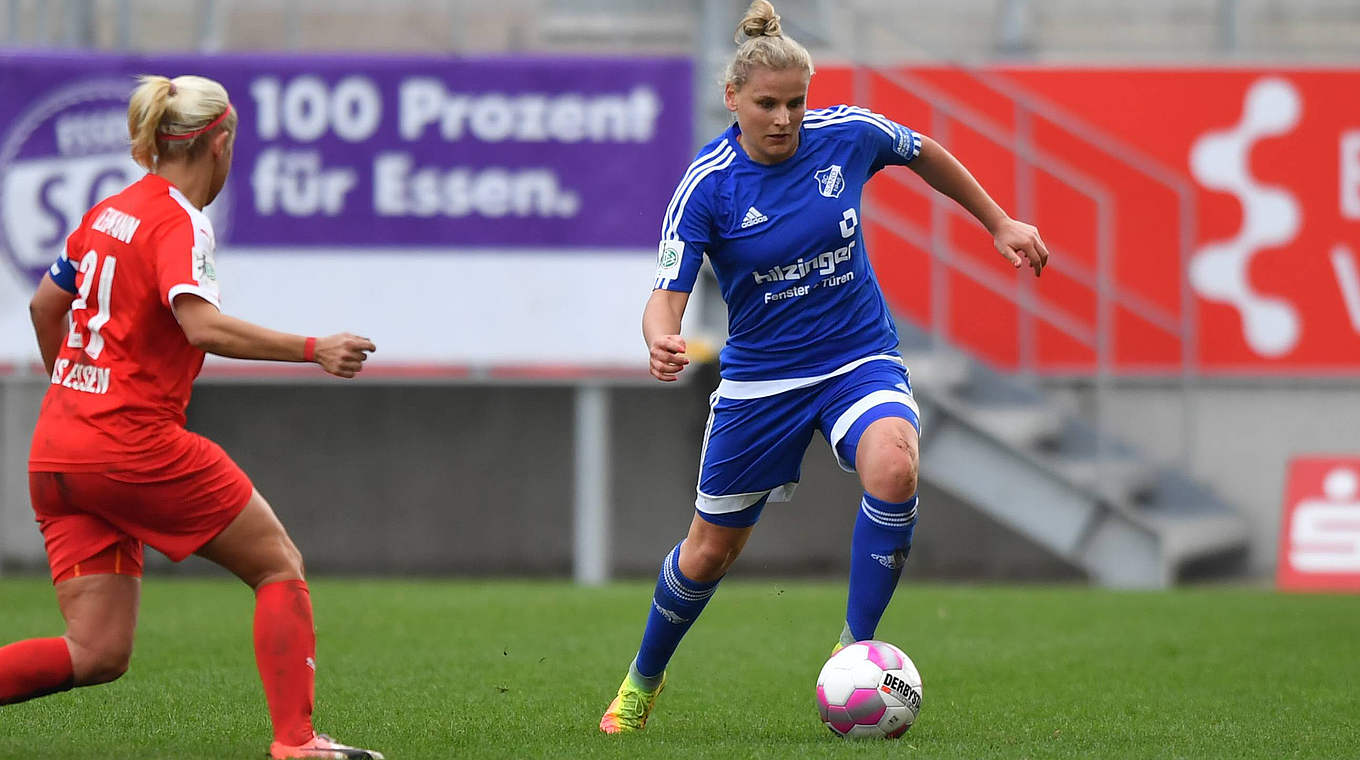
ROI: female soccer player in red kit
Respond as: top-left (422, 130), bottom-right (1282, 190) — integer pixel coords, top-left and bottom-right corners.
top-left (1, 74), bottom-right (383, 760)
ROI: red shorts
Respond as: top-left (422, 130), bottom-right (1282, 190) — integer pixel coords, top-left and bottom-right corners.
top-left (29, 434), bottom-right (253, 584)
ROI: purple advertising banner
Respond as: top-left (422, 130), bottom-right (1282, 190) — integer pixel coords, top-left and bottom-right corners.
top-left (0, 51), bottom-right (693, 284)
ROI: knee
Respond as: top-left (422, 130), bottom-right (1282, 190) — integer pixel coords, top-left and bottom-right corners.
top-left (680, 537), bottom-right (737, 582)
top-left (86, 650), bottom-right (131, 685)
top-left (67, 637), bottom-right (132, 686)
top-left (863, 451), bottom-right (919, 504)
top-left (252, 535), bottom-right (305, 589)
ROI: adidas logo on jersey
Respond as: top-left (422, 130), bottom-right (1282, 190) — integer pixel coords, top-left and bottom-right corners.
top-left (740, 206), bottom-right (769, 228)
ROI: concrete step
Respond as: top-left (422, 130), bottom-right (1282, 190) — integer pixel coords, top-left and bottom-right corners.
top-left (1148, 512), bottom-right (1251, 563)
top-left (902, 350), bottom-right (971, 394)
top-left (1051, 455), bottom-right (1160, 504)
top-left (960, 402), bottom-right (1066, 449)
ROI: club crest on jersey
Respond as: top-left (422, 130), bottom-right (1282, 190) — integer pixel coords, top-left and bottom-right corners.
top-left (814, 165), bottom-right (845, 198)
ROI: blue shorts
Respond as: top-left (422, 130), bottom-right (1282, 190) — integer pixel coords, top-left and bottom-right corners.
top-left (694, 356), bottom-right (920, 527)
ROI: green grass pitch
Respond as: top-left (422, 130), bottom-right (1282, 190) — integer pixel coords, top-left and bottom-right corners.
top-left (1, 577), bottom-right (1357, 759)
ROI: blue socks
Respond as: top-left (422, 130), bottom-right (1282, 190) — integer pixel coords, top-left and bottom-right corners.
top-left (633, 541), bottom-right (721, 684)
top-left (628, 494), bottom-right (914, 681)
top-left (844, 492), bottom-right (918, 643)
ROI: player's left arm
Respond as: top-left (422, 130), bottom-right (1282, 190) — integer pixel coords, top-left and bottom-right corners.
top-left (29, 276), bottom-right (76, 376)
top-left (908, 135), bottom-right (1049, 277)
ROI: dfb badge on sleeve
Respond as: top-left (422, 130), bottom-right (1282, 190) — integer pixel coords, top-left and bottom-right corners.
top-left (656, 239), bottom-right (684, 280)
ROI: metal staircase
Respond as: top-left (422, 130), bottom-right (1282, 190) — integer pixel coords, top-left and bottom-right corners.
top-left (899, 321), bottom-right (1247, 588)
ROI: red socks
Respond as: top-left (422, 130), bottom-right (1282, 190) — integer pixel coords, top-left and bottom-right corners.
top-left (254, 580), bottom-right (316, 746)
top-left (2, 581), bottom-right (319, 747)
top-left (0, 637), bottom-right (74, 705)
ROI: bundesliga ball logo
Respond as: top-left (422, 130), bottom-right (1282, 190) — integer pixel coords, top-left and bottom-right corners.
top-left (815, 640), bottom-right (923, 739)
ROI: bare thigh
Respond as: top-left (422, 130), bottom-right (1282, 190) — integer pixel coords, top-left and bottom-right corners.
top-left (195, 488), bottom-right (304, 589)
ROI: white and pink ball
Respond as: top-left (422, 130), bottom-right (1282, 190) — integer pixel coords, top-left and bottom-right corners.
top-left (815, 640), bottom-right (923, 739)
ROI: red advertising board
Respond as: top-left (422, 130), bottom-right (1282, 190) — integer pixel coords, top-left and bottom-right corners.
top-left (1276, 457), bottom-right (1360, 592)
top-left (813, 66), bottom-right (1360, 374)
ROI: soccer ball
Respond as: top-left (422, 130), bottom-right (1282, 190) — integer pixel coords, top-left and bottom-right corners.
top-left (815, 640), bottom-right (923, 739)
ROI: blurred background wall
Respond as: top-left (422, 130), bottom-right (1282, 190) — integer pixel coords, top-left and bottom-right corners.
top-left (1, 0), bottom-right (1357, 586)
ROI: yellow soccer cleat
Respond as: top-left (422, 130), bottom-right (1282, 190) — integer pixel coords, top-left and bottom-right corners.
top-left (831, 642), bottom-right (845, 657)
top-left (599, 671), bottom-right (667, 734)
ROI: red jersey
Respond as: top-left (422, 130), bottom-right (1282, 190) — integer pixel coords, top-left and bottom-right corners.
top-left (29, 174), bottom-right (223, 471)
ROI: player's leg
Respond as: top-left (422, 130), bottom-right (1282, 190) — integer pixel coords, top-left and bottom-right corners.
top-left (844, 417), bottom-right (920, 644)
top-left (193, 487), bottom-right (311, 746)
top-left (601, 509), bottom-right (758, 734)
top-left (82, 433), bottom-right (375, 759)
top-left (0, 556), bottom-right (141, 704)
top-left (635, 508), bottom-right (758, 682)
top-left (196, 488), bottom-right (383, 759)
top-left (602, 390), bottom-right (811, 733)
top-left (56, 571), bottom-right (141, 686)
top-left (822, 362), bottom-right (921, 647)
top-left (192, 491), bottom-right (310, 743)
top-left (1, 473), bottom-right (143, 705)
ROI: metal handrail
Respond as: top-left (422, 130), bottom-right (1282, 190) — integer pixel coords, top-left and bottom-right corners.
top-left (867, 203), bottom-right (1100, 347)
top-left (958, 64), bottom-right (1202, 386)
top-left (870, 68), bottom-right (1113, 206)
top-left (855, 65), bottom-right (1130, 349)
top-left (864, 45), bottom-right (1203, 461)
top-left (883, 170), bottom-right (1184, 337)
top-left (870, 66), bottom-right (1190, 339)
top-left (848, 57), bottom-right (1196, 467)
top-left (968, 68), bottom-right (1197, 195)
top-left (963, 62), bottom-right (1203, 463)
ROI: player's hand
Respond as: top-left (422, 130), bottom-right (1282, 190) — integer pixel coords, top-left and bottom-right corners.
top-left (649, 334), bottom-right (689, 382)
top-left (993, 218), bottom-right (1049, 277)
top-left (315, 333), bottom-right (376, 378)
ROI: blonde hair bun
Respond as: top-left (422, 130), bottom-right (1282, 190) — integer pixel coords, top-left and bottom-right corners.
top-left (736, 0), bottom-right (782, 42)
top-left (725, 1), bottom-right (813, 90)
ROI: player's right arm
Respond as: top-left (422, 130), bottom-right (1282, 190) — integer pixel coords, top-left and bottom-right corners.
top-left (172, 295), bottom-right (375, 379)
top-left (30, 275), bottom-right (76, 377)
top-left (646, 141), bottom-right (726, 382)
top-left (644, 289), bottom-right (690, 382)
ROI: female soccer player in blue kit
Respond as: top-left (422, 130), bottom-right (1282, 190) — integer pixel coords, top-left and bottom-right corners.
top-left (599, 0), bottom-right (1049, 733)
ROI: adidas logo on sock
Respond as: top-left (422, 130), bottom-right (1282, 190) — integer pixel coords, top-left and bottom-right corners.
top-left (653, 599), bottom-right (690, 624)
top-left (871, 551), bottom-right (904, 570)
top-left (740, 206), bottom-right (769, 228)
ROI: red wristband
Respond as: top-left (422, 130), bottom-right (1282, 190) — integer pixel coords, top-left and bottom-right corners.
top-left (303, 337), bottom-right (316, 362)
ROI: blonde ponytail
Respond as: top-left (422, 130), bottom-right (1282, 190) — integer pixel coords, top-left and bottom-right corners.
top-left (127, 74), bottom-right (236, 171)
top-left (725, 0), bottom-right (814, 90)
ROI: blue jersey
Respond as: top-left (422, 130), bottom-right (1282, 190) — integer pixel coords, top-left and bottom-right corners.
top-left (654, 105), bottom-right (922, 382)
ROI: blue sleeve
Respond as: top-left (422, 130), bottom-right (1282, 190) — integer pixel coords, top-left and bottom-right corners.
top-left (844, 106), bottom-right (922, 174)
top-left (48, 252), bottom-right (78, 294)
top-left (653, 157), bottom-right (723, 293)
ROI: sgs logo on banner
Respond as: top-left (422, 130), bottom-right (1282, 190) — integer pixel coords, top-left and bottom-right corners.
top-left (0, 79), bottom-right (229, 285)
